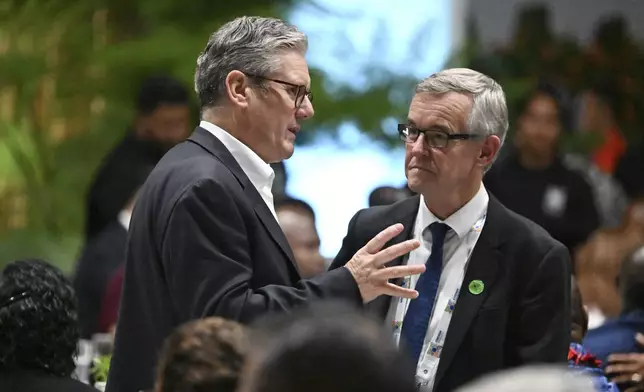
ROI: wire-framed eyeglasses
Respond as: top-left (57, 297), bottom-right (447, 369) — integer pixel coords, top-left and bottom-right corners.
top-left (398, 124), bottom-right (483, 148)
top-left (245, 73), bottom-right (312, 109)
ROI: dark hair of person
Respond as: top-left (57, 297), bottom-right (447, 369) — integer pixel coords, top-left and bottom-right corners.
top-left (137, 75), bottom-right (189, 115)
top-left (274, 196), bottom-right (315, 222)
top-left (155, 317), bottom-right (248, 392)
top-left (368, 186), bottom-right (408, 207)
top-left (0, 259), bottom-right (79, 377)
top-left (246, 301), bottom-right (417, 392)
top-left (515, 82), bottom-right (567, 129)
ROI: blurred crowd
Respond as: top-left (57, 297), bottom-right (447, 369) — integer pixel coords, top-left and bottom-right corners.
top-left (2, 3), bottom-right (644, 392)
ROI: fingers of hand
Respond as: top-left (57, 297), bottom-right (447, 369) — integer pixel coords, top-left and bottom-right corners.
top-left (363, 224), bottom-right (404, 254)
top-left (373, 239), bottom-right (421, 267)
top-left (611, 373), bottom-right (641, 385)
top-left (609, 353), bottom-right (643, 364)
top-left (606, 362), bottom-right (641, 375)
top-left (382, 282), bottom-right (419, 299)
top-left (372, 264), bottom-right (425, 281)
top-left (610, 373), bottom-right (642, 391)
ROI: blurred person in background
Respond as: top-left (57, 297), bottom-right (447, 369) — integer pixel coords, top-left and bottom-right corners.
top-left (568, 277), bottom-right (619, 391)
top-left (562, 152), bottom-right (628, 230)
top-left (576, 201), bottom-right (644, 329)
top-left (500, 4), bottom-right (556, 78)
top-left (368, 185), bottom-right (409, 207)
top-left (97, 265), bottom-right (124, 337)
top-left (107, 16), bottom-right (423, 392)
top-left (331, 68), bottom-right (571, 391)
top-left (275, 197), bottom-right (325, 278)
top-left (605, 333), bottom-right (644, 391)
top-left (485, 84), bottom-right (600, 253)
top-left (85, 75), bottom-right (191, 243)
top-left (0, 259), bottom-right (97, 392)
top-left (587, 16), bottom-right (637, 75)
top-left (238, 301), bottom-right (417, 392)
top-left (614, 141), bottom-right (644, 201)
top-left (576, 81), bottom-right (626, 175)
top-left (584, 246), bottom-right (644, 368)
top-left (74, 165), bottom-right (152, 338)
top-left (454, 366), bottom-right (596, 392)
top-left (154, 317), bottom-right (248, 392)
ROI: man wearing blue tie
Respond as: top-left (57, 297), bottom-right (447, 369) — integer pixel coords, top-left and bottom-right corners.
top-left (330, 68), bottom-right (571, 392)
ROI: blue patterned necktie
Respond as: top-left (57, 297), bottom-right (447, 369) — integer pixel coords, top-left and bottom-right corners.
top-left (400, 222), bottom-right (450, 366)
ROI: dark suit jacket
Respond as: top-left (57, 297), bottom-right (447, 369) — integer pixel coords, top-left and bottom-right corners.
top-left (73, 220), bottom-right (128, 338)
top-left (0, 370), bottom-right (98, 392)
top-left (330, 194), bottom-right (571, 392)
top-left (106, 127), bottom-right (361, 392)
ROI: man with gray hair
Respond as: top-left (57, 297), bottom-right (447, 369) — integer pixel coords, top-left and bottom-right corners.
top-left (107, 16), bottom-right (423, 392)
top-left (331, 68), bottom-right (571, 391)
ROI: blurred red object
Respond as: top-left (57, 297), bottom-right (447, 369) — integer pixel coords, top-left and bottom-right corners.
top-left (98, 265), bottom-right (125, 335)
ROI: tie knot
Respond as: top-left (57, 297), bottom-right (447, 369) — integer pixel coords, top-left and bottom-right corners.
top-left (426, 222), bottom-right (449, 244)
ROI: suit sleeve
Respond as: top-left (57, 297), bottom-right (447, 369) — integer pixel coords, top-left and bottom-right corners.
top-left (328, 209), bottom-right (364, 271)
top-left (160, 179), bottom-right (362, 323)
top-left (514, 243), bottom-right (571, 364)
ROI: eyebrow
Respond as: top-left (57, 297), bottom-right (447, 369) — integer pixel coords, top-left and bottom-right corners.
top-left (406, 119), bottom-right (453, 133)
top-left (431, 124), bottom-right (453, 133)
top-left (291, 77), bottom-right (311, 89)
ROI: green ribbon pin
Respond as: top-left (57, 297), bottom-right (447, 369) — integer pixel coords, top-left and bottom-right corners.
top-left (468, 280), bottom-right (484, 295)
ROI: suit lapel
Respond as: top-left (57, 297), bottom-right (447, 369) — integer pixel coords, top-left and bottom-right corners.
top-left (386, 195), bottom-right (420, 268)
top-left (433, 197), bottom-right (504, 388)
top-left (245, 185), bottom-right (298, 271)
top-left (188, 127), bottom-right (299, 274)
top-left (367, 196), bottom-right (419, 318)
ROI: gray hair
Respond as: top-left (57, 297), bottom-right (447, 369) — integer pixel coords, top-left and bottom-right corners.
top-left (416, 68), bottom-right (509, 147)
top-left (195, 16), bottom-right (308, 109)
top-left (454, 366), bottom-right (597, 392)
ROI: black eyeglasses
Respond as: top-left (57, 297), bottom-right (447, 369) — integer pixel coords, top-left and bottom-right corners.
top-left (0, 291), bottom-right (30, 309)
top-left (398, 124), bottom-right (483, 149)
top-left (245, 73), bottom-right (312, 109)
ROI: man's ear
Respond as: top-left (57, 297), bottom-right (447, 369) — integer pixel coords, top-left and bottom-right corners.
top-left (225, 70), bottom-right (251, 108)
top-left (478, 135), bottom-right (501, 168)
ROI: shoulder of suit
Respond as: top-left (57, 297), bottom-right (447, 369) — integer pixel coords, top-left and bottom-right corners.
top-left (151, 143), bottom-right (239, 191)
top-left (136, 144), bottom-right (245, 223)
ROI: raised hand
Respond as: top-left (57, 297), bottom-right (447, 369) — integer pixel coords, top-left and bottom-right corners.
top-left (344, 223), bottom-right (424, 303)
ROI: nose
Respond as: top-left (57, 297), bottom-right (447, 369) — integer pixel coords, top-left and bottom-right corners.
top-left (296, 97), bottom-right (314, 120)
top-left (410, 134), bottom-right (429, 155)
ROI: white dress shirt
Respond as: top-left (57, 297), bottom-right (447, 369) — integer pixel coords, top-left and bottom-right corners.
top-left (388, 185), bottom-right (489, 391)
top-left (117, 210), bottom-right (132, 231)
top-left (199, 120), bottom-right (277, 219)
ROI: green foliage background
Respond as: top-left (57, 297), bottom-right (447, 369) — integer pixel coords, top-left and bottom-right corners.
top-left (0, 0), bottom-right (418, 272)
top-left (3, 2), bottom-right (635, 273)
